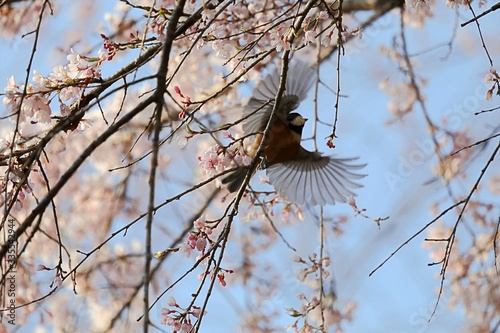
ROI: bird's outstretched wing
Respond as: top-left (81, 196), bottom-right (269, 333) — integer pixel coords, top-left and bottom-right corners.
top-left (266, 147), bottom-right (366, 206)
top-left (242, 60), bottom-right (317, 135)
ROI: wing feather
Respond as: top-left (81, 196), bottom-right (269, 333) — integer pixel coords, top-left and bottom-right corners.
top-left (266, 149), bottom-right (366, 206)
top-left (242, 60), bottom-right (316, 135)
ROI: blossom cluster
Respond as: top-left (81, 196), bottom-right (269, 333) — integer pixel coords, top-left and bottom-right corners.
top-left (405, 0), bottom-right (480, 27)
top-left (198, 142), bottom-right (252, 179)
top-left (160, 296), bottom-right (206, 332)
top-left (0, 165), bottom-right (34, 211)
top-left (3, 49), bottom-right (107, 124)
top-left (378, 44), bottom-right (423, 120)
top-left (484, 66), bottom-right (500, 101)
top-left (292, 253), bottom-right (331, 282)
top-left (286, 291), bottom-right (356, 333)
top-left (431, 129), bottom-right (473, 182)
top-left (0, 132), bottom-right (35, 210)
top-left (424, 199), bottom-right (500, 330)
top-left (199, 266), bottom-right (234, 288)
top-left (179, 215), bottom-right (212, 259)
top-left (190, 0), bottom-right (345, 72)
top-left (0, 0), bottom-right (45, 38)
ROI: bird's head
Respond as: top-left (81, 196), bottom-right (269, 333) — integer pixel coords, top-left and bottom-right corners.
top-left (287, 112), bottom-right (307, 135)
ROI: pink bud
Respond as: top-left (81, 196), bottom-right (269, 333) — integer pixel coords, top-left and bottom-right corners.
top-left (327, 138), bottom-right (335, 149)
top-left (192, 306), bottom-right (204, 318)
top-left (196, 238), bottom-right (207, 252)
top-left (167, 296), bottom-right (177, 307)
top-left (172, 320), bottom-right (182, 330)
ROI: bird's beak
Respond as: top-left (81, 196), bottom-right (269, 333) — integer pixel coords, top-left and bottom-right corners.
top-left (304, 118), bottom-right (308, 122)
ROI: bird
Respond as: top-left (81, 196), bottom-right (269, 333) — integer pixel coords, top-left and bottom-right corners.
top-left (222, 60), bottom-right (366, 206)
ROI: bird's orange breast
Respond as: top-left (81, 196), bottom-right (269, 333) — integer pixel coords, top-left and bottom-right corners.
top-left (264, 118), bottom-right (301, 165)
top-left (248, 117), bottom-right (302, 166)
top-left (264, 139), bottom-right (300, 165)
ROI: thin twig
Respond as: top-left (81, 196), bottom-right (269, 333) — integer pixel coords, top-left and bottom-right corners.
top-left (430, 140), bottom-right (500, 319)
top-left (369, 199), bottom-right (466, 277)
top-left (464, 1), bottom-right (494, 66)
top-left (494, 216), bottom-right (500, 275)
top-left (461, 1), bottom-right (500, 27)
top-left (451, 132), bottom-right (500, 156)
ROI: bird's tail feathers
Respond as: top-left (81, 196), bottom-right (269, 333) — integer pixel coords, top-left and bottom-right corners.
top-left (222, 167), bottom-right (251, 193)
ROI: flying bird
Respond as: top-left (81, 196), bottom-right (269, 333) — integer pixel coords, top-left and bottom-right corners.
top-left (223, 60), bottom-right (366, 206)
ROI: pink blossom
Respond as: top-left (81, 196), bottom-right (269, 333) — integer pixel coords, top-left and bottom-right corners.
top-left (22, 92), bottom-right (51, 123)
top-left (321, 257), bottom-right (331, 267)
top-left (172, 320), bottom-right (182, 330)
top-left (159, 310), bottom-right (170, 325)
top-left (3, 76), bottom-right (20, 113)
top-left (191, 306), bottom-right (206, 318)
top-left (97, 49), bottom-right (108, 63)
top-left (486, 88), bottom-right (494, 101)
top-left (248, 2), bottom-right (264, 13)
top-left (179, 240), bottom-right (193, 258)
top-left (222, 131), bottom-right (234, 139)
top-left (188, 234), bottom-right (197, 248)
top-left (60, 103), bottom-right (71, 117)
top-left (237, 66), bottom-right (248, 82)
top-left (408, 0), bottom-right (430, 11)
top-left (198, 145), bottom-right (233, 177)
top-left (177, 136), bottom-right (188, 148)
top-left (212, 40), bottom-right (233, 58)
top-left (303, 30), bottom-right (316, 45)
top-left (53, 275), bottom-right (63, 287)
top-left (32, 70), bottom-right (51, 89)
top-left (198, 145), bottom-right (220, 176)
top-left (0, 1), bottom-right (41, 38)
top-left (269, 28), bottom-right (290, 52)
top-left (217, 272), bottom-right (227, 286)
top-left (50, 64), bottom-right (70, 82)
top-left (194, 215), bottom-right (206, 230)
top-left (195, 237), bottom-right (207, 252)
top-left (13, 200), bottom-right (22, 211)
top-left (321, 33), bottom-right (332, 47)
top-left (167, 296), bottom-right (177, 307)
top-left (67, 49), bottom-right (89, 79)
top-left (174, 85), bottom-right (183, 96)
top-left (231, 153), bottom-right (242, 167)
top-left (317, 11), bottom-right (329, 20)
top-left (66, 48), bottom-right (102, 80)
top-left (181, 322), bottom-right (193, 332)
top-left (3, 76), bottom-right (53, 123)
top-left (446, 0), bottom-right (459, 9)
top-left (242, 154), bottom-right (252, 166)
top-left (160, 308), bottom-right (172, 316)
top-left (484, 73), bottom-right (495, 83)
